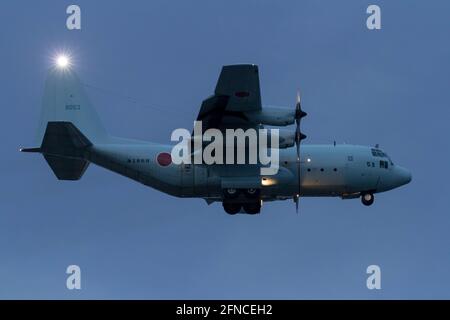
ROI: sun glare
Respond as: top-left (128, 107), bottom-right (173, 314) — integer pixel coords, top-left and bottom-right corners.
top-left (56, 55), bottom-right (70, 68)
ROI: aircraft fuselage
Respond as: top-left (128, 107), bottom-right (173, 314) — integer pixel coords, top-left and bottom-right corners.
top-left (88, 142), bottom-right (411, 203)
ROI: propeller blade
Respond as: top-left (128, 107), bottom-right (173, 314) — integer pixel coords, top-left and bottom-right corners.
top-left (296, 150), bottom-right (301, 202)
top-left (295, 106), bottom-right (301, 214)
top-left (294, 90), bottom-right (307, 214)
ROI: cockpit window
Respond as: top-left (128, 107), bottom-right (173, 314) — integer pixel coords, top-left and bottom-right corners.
top-left (379, 160), bottom-right (389, 169)
top-left (372, 148), bottom-right (394, 165)
top-left (371, 148), bottom-right (386, 157)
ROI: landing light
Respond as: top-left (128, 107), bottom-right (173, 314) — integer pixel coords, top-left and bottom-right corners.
top-left (261, 177), bottom-right (276, 186)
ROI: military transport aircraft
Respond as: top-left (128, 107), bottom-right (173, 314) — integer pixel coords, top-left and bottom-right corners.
top-left (21, 58), bottom-right (411, 214)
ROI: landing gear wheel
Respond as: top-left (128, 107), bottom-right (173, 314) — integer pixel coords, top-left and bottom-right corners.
top-left (361, 193), bottom-right (374, 206)
top-left (223, 202), bottom-right (241, 215)
top-left (243, 202), bottom-right (261, 214)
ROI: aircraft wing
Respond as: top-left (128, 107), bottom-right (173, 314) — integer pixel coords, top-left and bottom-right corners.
top-left (195, 64), bottom-right (262, 132)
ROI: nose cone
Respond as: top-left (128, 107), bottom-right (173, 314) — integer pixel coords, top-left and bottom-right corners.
top-left (396, 166), bottom-right (412, 186)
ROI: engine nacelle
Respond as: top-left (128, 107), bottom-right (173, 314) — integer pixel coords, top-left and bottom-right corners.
top-left (278, 129), bottom-right (295, 148)
top-left (266, 129), bottom-right (295, 149)
top-left (246, 106), bottom-right (295, 126)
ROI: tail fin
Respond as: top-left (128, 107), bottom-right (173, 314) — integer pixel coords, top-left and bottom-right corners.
top-left (23, 67), bottom-right (114, 180)
top-left (36, 67), bottom-right (109, 145)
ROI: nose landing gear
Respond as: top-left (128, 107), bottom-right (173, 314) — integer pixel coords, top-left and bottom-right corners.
top-left (361, 192), bottom-right (374, 206)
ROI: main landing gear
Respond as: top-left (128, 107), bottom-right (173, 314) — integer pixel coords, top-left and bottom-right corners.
top-left (361, 192), bottom-right (374, 206)
top-left (223, 202), bottom-right (241, 215)
top-left (222, 188), bottom-right (261, 215)
top-left (223, 201), bottom-right (261, 215)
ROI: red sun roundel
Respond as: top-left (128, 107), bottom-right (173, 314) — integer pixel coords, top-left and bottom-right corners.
top-left (156, 152), bottom-right (172, 166)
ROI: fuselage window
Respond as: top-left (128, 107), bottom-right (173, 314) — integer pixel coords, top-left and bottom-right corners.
top-left (348, 156), bottom-right (353, 161)
top-left (379, 160), bottom-right (389, 169)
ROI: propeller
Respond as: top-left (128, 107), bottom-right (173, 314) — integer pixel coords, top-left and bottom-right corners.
top-left (294, 91), bottom-right (307, 213)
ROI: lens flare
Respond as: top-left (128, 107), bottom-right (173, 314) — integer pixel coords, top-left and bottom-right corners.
top-left (56, 55), bottom-right (70, 68)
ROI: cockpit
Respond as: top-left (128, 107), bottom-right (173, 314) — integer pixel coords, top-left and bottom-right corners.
top-left (371, 148), bottom-right (394, 168)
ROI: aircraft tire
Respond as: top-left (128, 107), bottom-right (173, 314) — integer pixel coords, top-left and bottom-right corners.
top-left (223, 202), bottom-right (241, 215)
top-left (361, 193), bottom-right (374, 206)
top-left (243, 202), bottom-right (261, 214)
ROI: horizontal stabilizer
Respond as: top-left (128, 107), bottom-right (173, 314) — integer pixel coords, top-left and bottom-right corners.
top-left (41, 121), bottom-right (92, 156)
top-left (40, 122), bottom-right (92, 180)
top-left (44, 155), bottom-right (89, 180)
top-left (20, 147), bottom-right (42, 153)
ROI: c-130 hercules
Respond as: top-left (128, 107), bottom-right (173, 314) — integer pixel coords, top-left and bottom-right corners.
top-left (21, 57), bottom-right (411, 215)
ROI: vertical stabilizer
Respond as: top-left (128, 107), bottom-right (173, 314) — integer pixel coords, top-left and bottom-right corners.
top-left (36, 67), bottom-right (109, 145)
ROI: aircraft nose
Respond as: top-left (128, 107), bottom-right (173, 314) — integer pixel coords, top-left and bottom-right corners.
top-left (396, 166), bottom-right (412, 186)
